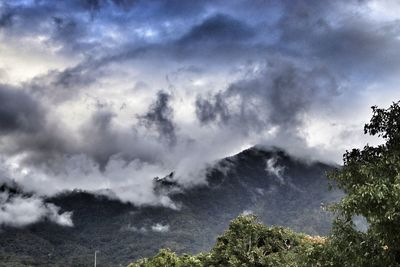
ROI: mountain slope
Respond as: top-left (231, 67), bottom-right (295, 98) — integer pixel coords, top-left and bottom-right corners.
top-left (0, 146), bottom-right (339, 266)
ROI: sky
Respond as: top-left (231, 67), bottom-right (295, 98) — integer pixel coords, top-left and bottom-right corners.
top-left (1, 0), bottom-right (400, 227)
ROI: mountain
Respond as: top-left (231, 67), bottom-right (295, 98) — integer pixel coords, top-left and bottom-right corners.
top-left (0, 146), bottom-right (339, 266)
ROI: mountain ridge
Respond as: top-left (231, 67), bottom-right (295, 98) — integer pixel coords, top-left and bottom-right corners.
top-left (0, 146), bottom-right (339, 266)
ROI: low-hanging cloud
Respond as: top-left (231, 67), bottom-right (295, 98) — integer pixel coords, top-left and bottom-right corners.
top-left (151, 223), bottom-right (170, 233)
top-left (0, 191), bottom-right (73, 228)
top-left (265, 157), bottom-right (285, 185)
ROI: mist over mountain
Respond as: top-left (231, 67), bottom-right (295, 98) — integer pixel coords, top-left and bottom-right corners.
top-left (1, 1), bottom-right (399, 266)
top-left (0, 146), bottom-right (338, 266)
top-left (0, 0), bottom-right (398, 213)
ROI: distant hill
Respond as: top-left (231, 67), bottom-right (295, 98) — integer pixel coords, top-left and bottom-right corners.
top-left (0, 146), bottom-right (339, 266)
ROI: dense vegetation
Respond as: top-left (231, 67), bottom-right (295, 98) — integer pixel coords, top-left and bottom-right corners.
top-left (129, 101), bottom-right (400, 266)
top-left (128, 215), bottom-right (323, 267)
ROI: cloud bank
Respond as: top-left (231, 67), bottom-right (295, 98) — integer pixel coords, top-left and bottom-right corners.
top-left (0, 0), bottom-right (400, 212)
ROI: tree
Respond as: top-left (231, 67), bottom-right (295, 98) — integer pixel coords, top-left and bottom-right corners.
top-left (128, 248), bottom-right (203, 267)
top-left (325, 101), bottom-right (400, 266)
top-left (127, 215), bottom-right (315, 267)
top-left (206, 215), bottom-right (308, 267)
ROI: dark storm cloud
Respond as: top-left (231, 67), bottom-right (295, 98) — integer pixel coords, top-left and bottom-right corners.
top-left (0, 0), bottom-right (103, 55)
top-left (0, 77), bottom-right (171, 173)
top-left (19, 0), bottom-right (392, 86)
top-left (0, 101), bottom-right (159, 174)
top-left (0, 0), bottom-right (209, 30)
top-left (179, 14), bottom-right (256, 44)
top-left (77, 107), bottom-right (167, 169)
top-left (28, 59), bottom-right (104, 103)
top-left (0, 0), bottom-right (380, 50)
top-left (0, 0), bottom-right (391, 148)
top-left (0, 8), bottom-right (12, 27)
top-left (139, 91), bottom-right (177, 146)
top-left (0, 85), bottom-right (44, 134)
top-left (51, 16), bottom-right (87, 47)
top-left (0, 0), bottom-right (259, 59)
top-left (195, 92), bottom-right (230, 124)
top-left (0, 86), bottom-right (75, 170)
top-left (78, 108), bottom-right (163, 171)
top-left (110, 0), bottom-right (137, 8)
top-left (312, 21), bottom-right (400, 80)
top-left (3, 127), bottom-right (72, 171)
top-left (275, 0), bottom-right (400, 81)
top-left (80, 110), bottom-right (119, 170)
top-left (195, 60), bottom-right (339, 134)
top-left (81, 0), bottom-right (102, 11)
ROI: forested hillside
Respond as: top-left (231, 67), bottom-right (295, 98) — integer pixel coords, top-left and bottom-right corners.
top-left (0, 147), bottom-right (336, 266)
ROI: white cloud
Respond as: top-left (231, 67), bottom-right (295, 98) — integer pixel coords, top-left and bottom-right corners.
top-left (241, 210), bottom-right (253, 216)
top-left (0, 192), bottom-right (73, 228)
top-left (265, 157), bottom-right (285, 184)
top-left (367, 0), bottom-right (400, 21)
top-left (121, 224), bottom-right (147, 233)
top-left (151, 223), bottom-right (169, 232)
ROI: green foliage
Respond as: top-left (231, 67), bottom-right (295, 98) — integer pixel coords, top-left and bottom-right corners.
top-left (206, 215), bottom-right (306, 267)
top-left (129, 215), bottom-right (317, 267)
top-left (304, 219), bottom-right (397, 267)
top-left (326, 101), bottom-right (400, 265)
top-left (128, 249), bottom-right (204, 267)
